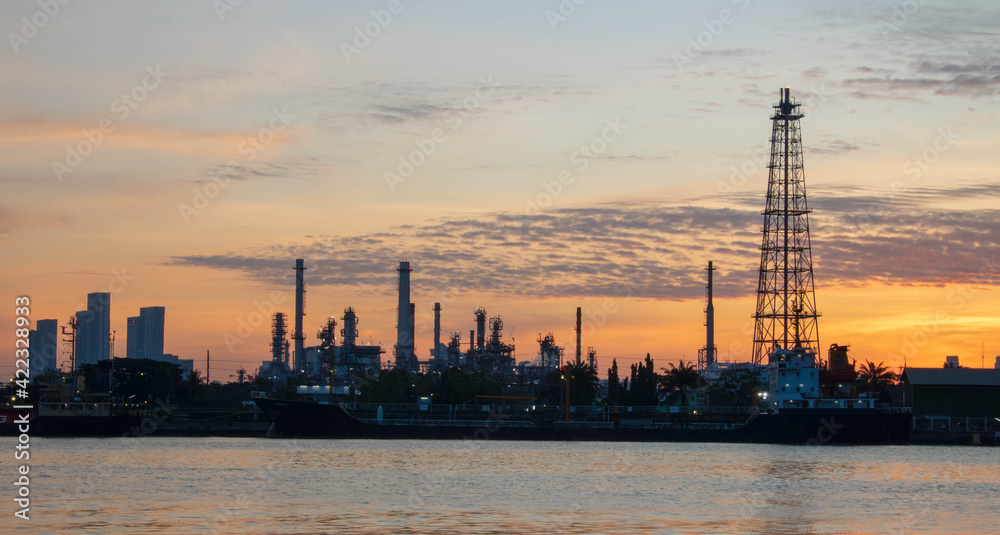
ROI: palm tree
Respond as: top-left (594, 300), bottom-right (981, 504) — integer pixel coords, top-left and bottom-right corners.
top-left (180, 368), bottom-right (205, 405)
top-left (857, 361), bottom-right (896, 391)
top-left (563, 362), bottom-right (600, 406)
top-left (186, 369), bottom-right (204, 386)
top-left (659, 360), bottom-right (701, 406)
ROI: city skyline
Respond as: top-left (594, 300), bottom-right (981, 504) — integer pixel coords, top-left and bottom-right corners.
top-left (2, 1), bottom-right (999, 380)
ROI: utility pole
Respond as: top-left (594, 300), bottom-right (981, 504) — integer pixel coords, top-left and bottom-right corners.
top-left (564, 366), bottom-right (572, 424)
top-left (575, 307), bottom-right (582, 366)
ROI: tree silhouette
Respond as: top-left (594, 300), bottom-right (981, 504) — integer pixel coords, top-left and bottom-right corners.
top-left (186, 369), bottom-right (204, 386)
top-left (857, 361), bottom-right (896, 392)
top-left (626, 354), bottom-right (660, 406)
top-left (607, 358), bottom-right (625, 405)
top-left (432, 368), bottom-right (501, 405)
top-left (561, 361), bottom-right (600, 406)
top-left (705, 369), bottom-right (762, 406)
top-left (659, 360), bottom-right (700, 407)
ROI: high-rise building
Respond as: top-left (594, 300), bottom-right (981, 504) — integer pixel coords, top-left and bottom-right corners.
top-left (89, 292), bottom-right (111, 361)
top-left (140, 306), bottom-right (165, 359)
top-left (28, 319), bottom-right (59, 373)
top-left (74, 292), bottom-right (111, 368)
top-left (126, 306), bottom-right (165, 360)
top-left (74, 309), bottom-right (95, 367)
top-left (127, 316), bottom-right (143, 358)
top-left (85, 292), bottom-right (112, 367)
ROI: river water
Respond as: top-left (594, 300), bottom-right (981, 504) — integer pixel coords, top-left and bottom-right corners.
top-left (6, 437), bottom-right (997, 534)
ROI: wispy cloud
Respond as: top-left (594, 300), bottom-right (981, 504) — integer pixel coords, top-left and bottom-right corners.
top-left (171, 184), bottom-right (1000, 301)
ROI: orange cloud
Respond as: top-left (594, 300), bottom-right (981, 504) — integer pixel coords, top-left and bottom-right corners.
top-left (0, 118), bottom-right (302, 159)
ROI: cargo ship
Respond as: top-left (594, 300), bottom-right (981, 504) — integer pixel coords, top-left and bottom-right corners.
top-left (252, 397), bottom-right (910, 445)
top-left (0, 371), bottom-right (143, 437)
top-left (252, 345), bottom-right (912, 445)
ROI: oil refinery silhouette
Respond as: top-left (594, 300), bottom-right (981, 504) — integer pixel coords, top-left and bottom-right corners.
top-left (250, 88), bottom-right (913, 444)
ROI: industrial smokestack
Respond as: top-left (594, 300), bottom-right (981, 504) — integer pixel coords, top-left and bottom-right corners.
top-left (395, 261), bottom-right (413, 369)
top-left (575, 307), bottom-right (582, 366)
top-left (342, 306), bottom-right (358, 366)
top-left (469, 330), bottom-right (474, 353)
top-left (433, 303), bottom-right (441, 362)
top-left (706, 261), bottom-right (716, 370)
top-left (293, 259), bottom-right (306, 374)
top-left (409, 302), bottom-right (416, 368)
top-left (475, 308), bottom-right (486, 351)
top-left (271, 312), bottom-right (287, 367)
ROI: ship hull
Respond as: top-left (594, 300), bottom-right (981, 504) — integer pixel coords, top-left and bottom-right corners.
top-left (0, 413), bottom-right (143, 437)
top-left (254, 398), bottom-right (912, 445)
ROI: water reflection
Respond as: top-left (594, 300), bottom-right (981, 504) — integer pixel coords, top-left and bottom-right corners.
top-left (11, 438), bottom-right (999, 534)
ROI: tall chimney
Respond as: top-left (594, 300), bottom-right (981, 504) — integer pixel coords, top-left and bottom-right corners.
top-left (469, 330), bottom-right (475, 353)
top-left (575, 307), bottom-right (582, 366)
top-left (409, 302), bottom-right (416, 368)
top-left (433, 303), bottom-right (441, 362)
top-left (395, 261), bottom-right (413, 369)
top-left (293, 259), bottom-right (306, 374)
top-left (475, 308), bottom-right (486, 351)
top-left (341, 307), bottom-right (358, 367)
top-left (271, 312), bottom-right (286, 366)
top-left (706, 261), bottom-right (716, 370)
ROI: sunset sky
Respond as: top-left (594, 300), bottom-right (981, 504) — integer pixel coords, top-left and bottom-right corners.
top-left (2, 0), bottom-right (998, 381)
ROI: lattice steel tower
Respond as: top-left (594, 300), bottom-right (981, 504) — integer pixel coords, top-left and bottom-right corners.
top-left (751, 88), bottom-right (820, 365)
